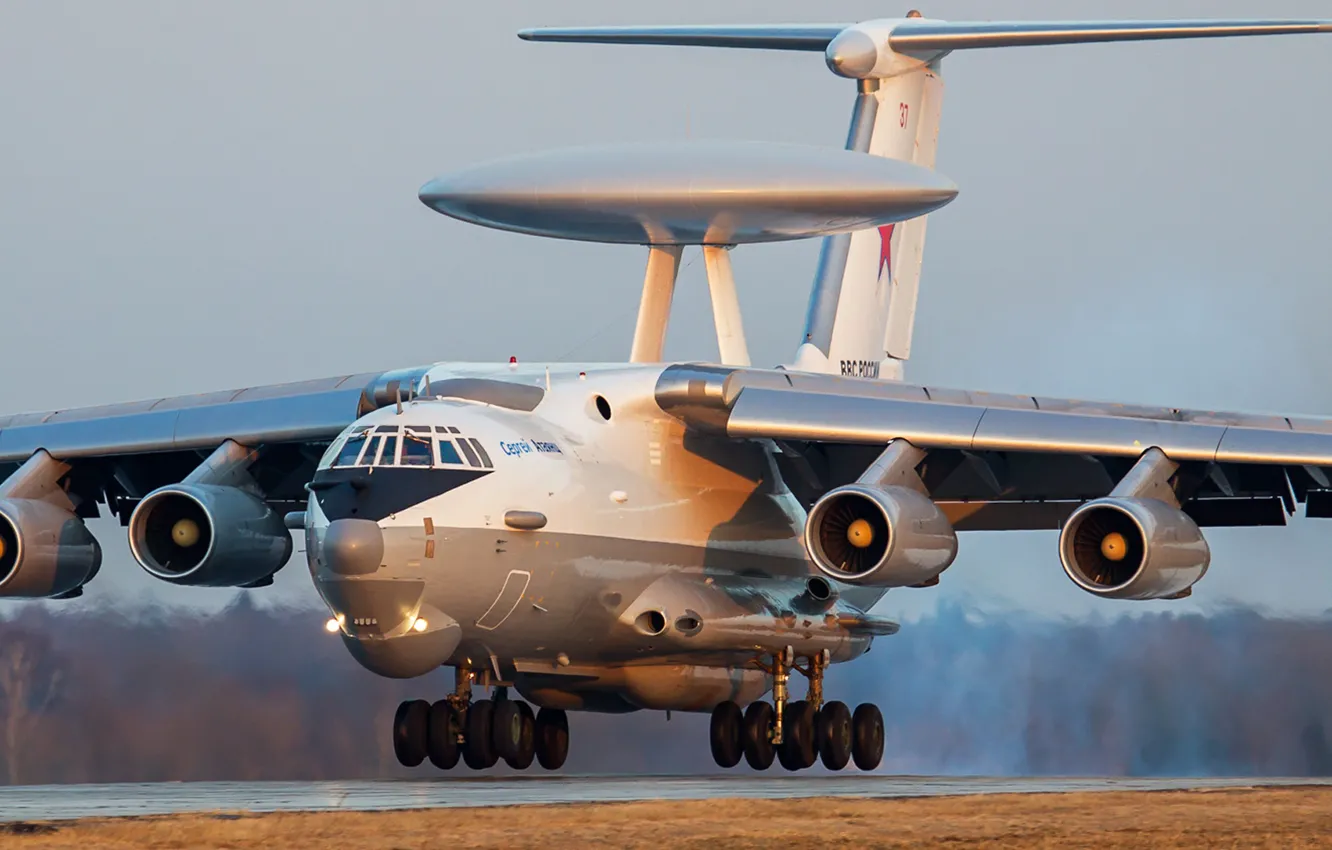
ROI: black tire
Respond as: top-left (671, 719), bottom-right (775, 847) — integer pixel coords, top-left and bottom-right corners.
top-left (496, 701), bottom-right (536, 770)
top-left (492, 700), bottom-right (522, 763)
top-left (741, 702), bottom-right (775, 770)
top-left (816, 701), bottom-right (853, 771)
top-left (776, 739), bottom-right (799, 771)
top-left (426, 700), bottom-right (461, 769)
top-left (780, 700), bottom-right (818, 771)
top-left (463, 698), bottom-right (498, 769)
top-left (709, 701), bottom-right (744, 768)
top-left (534, 707), bottom-right (569, 770)
top-left (851, 702), bottom-right (884, 771)
top-left (392, 699), bottom-right (429, 767)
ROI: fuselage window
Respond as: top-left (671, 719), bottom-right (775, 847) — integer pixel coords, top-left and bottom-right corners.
top-left (437, 439), bottom-right (463, 466)
top-left (457, 438), bottom-right (481, 467)
top-left (332, 434), bottom-right (367, 467)
top-left (402, 435), bottom-right (432, 466)
top-left (379, 436), bottom-right (400, 466)
top-left (357, 435), bottom-right (383, 466)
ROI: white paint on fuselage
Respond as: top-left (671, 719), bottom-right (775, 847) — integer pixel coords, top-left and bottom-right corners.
top-left (305, 362), bottom-right (879, 678)
top-left (311, 362), bottom-right (810, 555)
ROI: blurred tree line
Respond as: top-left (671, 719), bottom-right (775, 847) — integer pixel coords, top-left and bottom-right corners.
top-left (0, 599), bottom-right (1328, 784)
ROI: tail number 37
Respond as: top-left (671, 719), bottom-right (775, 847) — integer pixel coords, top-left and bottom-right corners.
top-left (899, 102), bottom-right (909, 128)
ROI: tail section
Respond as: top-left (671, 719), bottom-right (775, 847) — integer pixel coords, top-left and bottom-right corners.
top-left (520, 17), bottom-right (1332, 378)
top-left (795, 60), bottom-right (943, 381)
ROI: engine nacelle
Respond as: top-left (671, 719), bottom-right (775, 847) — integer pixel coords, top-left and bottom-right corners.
top-left (804, 484), bottom-right (957, 587)
top-left (0, 498), bottom-right (101, 598)
top-left (1059, 497), bottom-right (1210, 600)
top-left (128, 484), bottom-right (292, 587)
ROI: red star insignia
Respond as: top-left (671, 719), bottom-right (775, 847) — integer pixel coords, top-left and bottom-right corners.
top-left (878, 223), bottom-right (895, 279)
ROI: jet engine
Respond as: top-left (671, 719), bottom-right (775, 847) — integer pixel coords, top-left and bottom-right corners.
top-left (804, 484), bottom-right (958, 587)
top-left (0, 498), bottom-right (102, 598)
top-left (1058, 497), bottom-right (1209, 600)
top-left (128, 484), bottom-right (292, 587)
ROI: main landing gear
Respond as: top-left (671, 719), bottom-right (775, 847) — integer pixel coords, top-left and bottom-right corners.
top-left (392, 666), bottom-right (569, 771)
top-left (709, 647), bottom-right (884, 771)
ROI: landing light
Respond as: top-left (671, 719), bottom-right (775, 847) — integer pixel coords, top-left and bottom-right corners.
top-left (324, 617), bottom-right (340, 633)
top-left (412, 617), bottom-right (428, 632)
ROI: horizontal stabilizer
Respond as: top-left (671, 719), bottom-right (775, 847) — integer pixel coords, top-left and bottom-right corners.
top-left (517, 25), bottom-right (847, 51)
top-left (520, 19), bottom-right (1331, 60)
top-left (887, 19), bottom-right (1332, 52)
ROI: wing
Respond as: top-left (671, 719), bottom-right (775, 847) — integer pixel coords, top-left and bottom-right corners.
top-left (0, 367), bottom-right (425, 519)
top-left (655, 365), bottom-right (1332, 531)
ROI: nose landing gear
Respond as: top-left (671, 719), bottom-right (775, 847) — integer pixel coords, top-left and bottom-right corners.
top-left (392, 666), bottom-right (569, 771)
top-left (709, 646), bottom-right (885, 771)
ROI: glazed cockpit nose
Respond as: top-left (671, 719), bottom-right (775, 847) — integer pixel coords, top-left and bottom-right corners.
top-left (322, 519), bottom-right (384, 576)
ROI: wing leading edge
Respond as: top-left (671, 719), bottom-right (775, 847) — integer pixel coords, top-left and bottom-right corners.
top-left (0, 367), bottom-right (430, 523)
top-left (655, 365), bottom-right (1332, 530)
top-left (0, 369), bottom-right (433, 462)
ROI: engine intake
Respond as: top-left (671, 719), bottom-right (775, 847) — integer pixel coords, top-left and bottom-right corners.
top-left (0, 498), bottom-right (102, 598)
top-left (129, 484), bottom-right (292, 587)
top-left (1059, 497), bottom-right (1209, 600)
top-left (804, 484), bottom-right (957, 587)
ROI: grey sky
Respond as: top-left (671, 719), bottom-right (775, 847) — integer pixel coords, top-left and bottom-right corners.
top-left (1, 0), bottom-right (1330, 616)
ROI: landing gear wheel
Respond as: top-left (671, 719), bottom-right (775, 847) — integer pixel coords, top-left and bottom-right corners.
top-left (851, 703), bottom-right (884, 771)
top-left (741, 701), bottom-right (775, 770)
top-left (534, 707), bottom-right (569, 770)
top-left (392, 699), bottom-right (428, 767)
top-left (816, 700), bottom-right (853, 771)
top-left (509, 702), bottom-right (536, 770)
top-left (778, 700), bottom-right (817, 771)
top-left (426, 700), bottom-right (461, 769)
top-left (463, 698), bottom-right (499, 769)
top-left (494, 700), bottom-right (536, 769)
top-left (709, 701), bottom-right (744, 768)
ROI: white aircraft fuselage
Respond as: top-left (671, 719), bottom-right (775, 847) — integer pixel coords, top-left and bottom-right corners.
top-left (307, 362), bottom-right (875, 713)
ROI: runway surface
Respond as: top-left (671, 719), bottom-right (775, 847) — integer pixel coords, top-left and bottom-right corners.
top-left (4, 775), bottom-right (1330, 821)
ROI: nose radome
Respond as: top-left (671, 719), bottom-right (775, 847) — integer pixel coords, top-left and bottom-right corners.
top-left (322, 519), bottom-right (384, 576)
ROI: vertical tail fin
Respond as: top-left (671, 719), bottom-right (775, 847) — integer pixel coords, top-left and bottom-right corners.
top-left (794, 60), bottom-right (944, 381)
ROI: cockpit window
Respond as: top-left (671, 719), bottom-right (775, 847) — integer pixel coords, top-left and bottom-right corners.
top-left (379, 436), bottom-right (399, 466)
top-left (357, 435), bottom-right (382, 466)
top-left (456, 438), bottom-right (481, 467)
top-left (468, 438), bottom-right (493, 468)
top-left (332, 434), bottom-right (367, 467)
top-left (437, 439), bottom-right (463, 466)
top-left (402, 434), bottom-right (432, 466)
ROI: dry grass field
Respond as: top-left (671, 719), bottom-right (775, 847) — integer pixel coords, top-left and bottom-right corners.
top-left (3, 788), bottom-right (1332, 849)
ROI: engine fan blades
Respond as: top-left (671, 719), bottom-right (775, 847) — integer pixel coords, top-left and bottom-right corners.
top-left (1071, 508), bottom-right (1142, 586)
top-left (817, 495), bottom-right (889, 575)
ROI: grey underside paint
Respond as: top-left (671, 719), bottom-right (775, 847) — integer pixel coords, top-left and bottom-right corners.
top-left (315, 525), bottom-right (878, 673)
